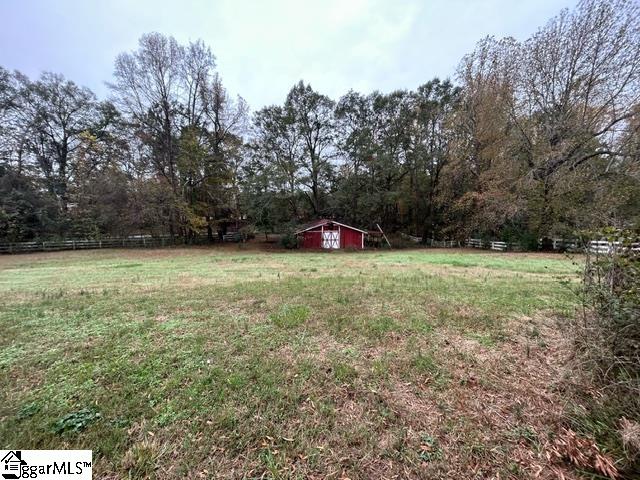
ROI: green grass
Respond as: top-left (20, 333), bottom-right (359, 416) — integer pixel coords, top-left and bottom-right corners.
top-left (0, 247), bottom-right (583, 478)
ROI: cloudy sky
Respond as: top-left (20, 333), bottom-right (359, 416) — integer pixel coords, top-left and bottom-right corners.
top-left (0, 0), bottom-right (577, 108)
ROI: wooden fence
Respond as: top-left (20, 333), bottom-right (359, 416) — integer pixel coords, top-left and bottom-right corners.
top-left (401, 236), bottom-right (516, 250)
top-left (400, 236), bottom-right (517, 250)
top-left (467, 237), bottom-right (578, 252)
top-left (0, 235), bottom-right (215, 254)
top-left (550, 238), bottom-right (578, 251)
top-left (399, 234), bottom-right (461, 248)
top-left (3, 234), bottom-right (637, 255)
top-left (397, 235), bottom-right (639, 253)
top-left (467, 238), bottom-right (572, 251)
top-left (465, 239), bottom-right (521, 251)
top-left (222, 232), bottom-right (247, 242)
top-left (466, 238), bottom-right (484, 249)
top-left (429, 239), bottom-right (460, 248)
top-left (588, 240), bottom-right (640, 254)
top-left (466, 238), bottom-right (639, 253)
top-left (400, 233), bottom-right (422, 243)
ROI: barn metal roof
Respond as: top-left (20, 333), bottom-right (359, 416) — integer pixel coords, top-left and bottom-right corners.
top-left (295, 219), bottom-right (367, 235)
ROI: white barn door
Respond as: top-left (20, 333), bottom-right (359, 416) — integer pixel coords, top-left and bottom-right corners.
top-left (322, 231), bottom-right (340, 249)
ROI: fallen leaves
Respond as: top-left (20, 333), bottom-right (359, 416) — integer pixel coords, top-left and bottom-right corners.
top-left (548, 427), bottom-right (619, 479)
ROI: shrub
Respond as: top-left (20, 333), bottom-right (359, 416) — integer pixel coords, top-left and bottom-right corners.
top-left (279, 232), bottom-right (299, 249)
top-left (239, 225), bottom-right (256, 240)
top-left (578, 229), bottom-right (639, 400)
top-left (500, 224), bottom-right (539, 251)
top-left (518, 231), bottom-right (540, 251)
top-left (571, 227), bottom-right (640, 470)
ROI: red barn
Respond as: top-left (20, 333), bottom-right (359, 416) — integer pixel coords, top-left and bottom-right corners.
top-left (296, 219), bottom-right (366, 250)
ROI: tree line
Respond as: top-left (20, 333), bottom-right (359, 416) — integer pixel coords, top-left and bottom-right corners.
top-left (1, 0), bottom-right (638, 245)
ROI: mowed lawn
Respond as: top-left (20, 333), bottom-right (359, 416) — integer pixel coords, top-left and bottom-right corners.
top-left (0, 247), bottom-right (583, 479)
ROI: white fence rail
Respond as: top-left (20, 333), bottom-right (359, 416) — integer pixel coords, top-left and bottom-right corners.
top-left (399, 234), bottom-right (460, 247)
top-left (222, 232), bottom-right (247, 242)
top-left (429, 239), bottom-right (460, 248)
top-left (466, 237), bottom-right (639, 253)
top-left (4, 234), bottom-right (637, 255)
top-left (467, 238), bottom-right (484, 248)
top-left (588, 240), bottom-right (640, 254)
top-left (538, 238), bottom-right (580, 252)
top-left (490, 241), bottom-right (508, 251)
top-left (467, 238), bottom-right (521, 251)
top-left (468, 237), bottom-right (578, 251)
top-left (551, 238), bottom-right (578, 251)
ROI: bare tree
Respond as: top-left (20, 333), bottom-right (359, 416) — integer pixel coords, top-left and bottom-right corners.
top-left (110, 33), bottom-right (218, 237)
top-left (110, 33), bottom-right (183, 194)
top-left (181, 39), bottom-right (216, 127)
top-left (517, 0), bottom-right (640, 180)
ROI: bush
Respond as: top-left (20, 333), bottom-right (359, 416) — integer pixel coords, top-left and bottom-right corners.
top-left (239, 225), bottom-right (256, 240)
top-left (572, 228), bottom-right (640, 470)
top-left (279, 232), bottom-right (299, 249)
top-left (518, 231), bottom-right (540, 251)
top-left (578, 229), bottom-right (639, 398)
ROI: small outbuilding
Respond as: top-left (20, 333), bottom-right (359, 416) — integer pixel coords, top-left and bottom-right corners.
top-left (296, 219), bottom-right (367, 250)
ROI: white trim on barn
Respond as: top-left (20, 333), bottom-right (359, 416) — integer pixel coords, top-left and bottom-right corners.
top-left (295, 220), bottom-right (367, 235)
top-left (296, 219), bottom-right (367, 250)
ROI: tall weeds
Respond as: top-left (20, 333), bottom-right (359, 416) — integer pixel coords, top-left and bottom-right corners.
top-left (574, 228), bottom-right (640, 469)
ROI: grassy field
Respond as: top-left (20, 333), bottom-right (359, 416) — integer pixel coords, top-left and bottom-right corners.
top-left (0, 247), bottom-right (585, 478)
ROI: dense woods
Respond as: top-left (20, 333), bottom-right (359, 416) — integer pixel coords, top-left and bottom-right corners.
top-left (1, 0), bottom-right (639, 244)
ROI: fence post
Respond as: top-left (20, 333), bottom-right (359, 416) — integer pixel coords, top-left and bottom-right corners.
top-left (43, 241), bottom-right (46, 251)
top-left (72, 240), bottom-right (75, 250)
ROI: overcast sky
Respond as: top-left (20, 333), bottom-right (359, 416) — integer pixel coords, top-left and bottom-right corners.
top-left (0, 0), bottom-right (578, 109)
